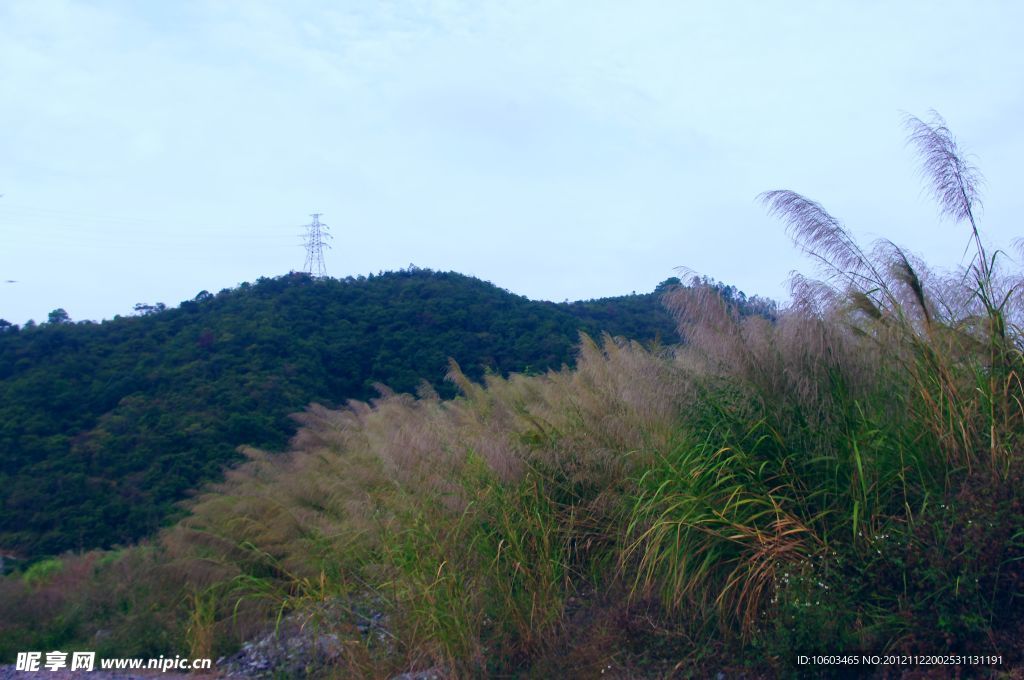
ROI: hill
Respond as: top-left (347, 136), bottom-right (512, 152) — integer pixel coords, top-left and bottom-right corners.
top-left (0, 269), bottom-right (692, 556)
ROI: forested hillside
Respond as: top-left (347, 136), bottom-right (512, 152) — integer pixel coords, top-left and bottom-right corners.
top-left (0, 269), bottom-right (712, 556)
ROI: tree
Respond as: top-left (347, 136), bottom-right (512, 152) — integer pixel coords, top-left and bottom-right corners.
top-left (47, 309), bottom-right (71, 325)
top-left (133, 303), bottom-right (165, 316)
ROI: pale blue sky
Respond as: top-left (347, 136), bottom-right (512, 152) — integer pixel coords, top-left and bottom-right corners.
top-left (2, 1), bottom-right (1023, 323)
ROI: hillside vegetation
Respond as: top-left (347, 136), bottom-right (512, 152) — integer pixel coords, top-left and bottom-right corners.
top-left (0, 270), bottom-right (707, 556)
top-left (2, 114), bottom-right (1021, 676)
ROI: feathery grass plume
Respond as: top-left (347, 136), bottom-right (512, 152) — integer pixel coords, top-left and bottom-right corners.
top-left (786, 272), bottom-right (843, 317)
top-left (904, 111), bottom-right (999, 315)
top-left (905, 112), bottom-right (1024, 461)
top-left (756, 113), bottom-right (1024, 471)
top-left (904, 111), bottom-right (983, 227)
top-left (885, 243), bottom-right (931, 327)
top-left (640, 112), bottom-right (1024, 657)
top-left (759, 190), bottom-right (878, 287)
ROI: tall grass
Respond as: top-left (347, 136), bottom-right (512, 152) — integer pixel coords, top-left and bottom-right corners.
top-left (8, 113), bottom-right (1020, 675)
top-left (158, 337), bottom-right (687, 675)
top-left (154, 113), bottom-right (1023, 674)
top-left (0, 548), bottom-right (184, 661)
top-left (626, 111), bottom-right (1024, 659)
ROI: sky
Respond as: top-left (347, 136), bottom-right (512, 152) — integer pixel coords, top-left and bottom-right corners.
top-left (1, 0), bottom-right (1023, 324)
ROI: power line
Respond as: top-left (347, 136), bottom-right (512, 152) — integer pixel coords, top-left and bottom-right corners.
top-left (301, 213), bottom-right (332, 277)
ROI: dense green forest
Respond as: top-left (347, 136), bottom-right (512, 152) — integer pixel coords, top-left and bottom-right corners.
top-left (0, 269), bottom-right (773, 557)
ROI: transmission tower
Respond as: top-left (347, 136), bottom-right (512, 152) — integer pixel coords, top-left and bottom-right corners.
top-left (301, 213), bottom-right (332, 277)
